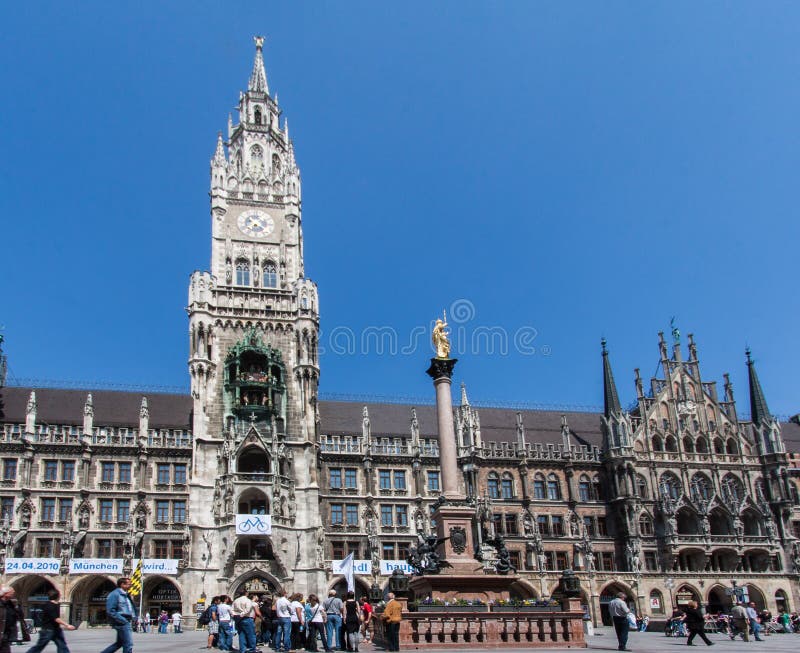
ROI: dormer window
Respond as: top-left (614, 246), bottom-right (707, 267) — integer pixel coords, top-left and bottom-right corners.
top-left (254, 107), bottom-right (263, 125)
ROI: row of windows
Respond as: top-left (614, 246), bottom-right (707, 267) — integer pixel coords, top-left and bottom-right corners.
top-left (235, 261), bottom-right (278, 288)
top-left (329, 468), bottom-right (441, 492)
top-left (329, 540), bottom-right (412, 561)
top-left (329, 503), bottom-right (416, 528)
top-left (1, 498), bottom-right (188, 525)
top-left (1, 459), bottom-right (187, 484)
top-left (35, 537), bottom-right (183, 559)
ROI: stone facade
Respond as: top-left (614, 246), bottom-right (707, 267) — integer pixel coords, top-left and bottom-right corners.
top-left (0, 39), bottom-right (799, 627)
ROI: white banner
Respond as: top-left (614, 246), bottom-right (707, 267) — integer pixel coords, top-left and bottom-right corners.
top-left (235, 514), bottom-right (272, 535)
top-left (333, 559), bottom-right (372, 576)
top-left (380, 560), bottom-right (414, 576)
top-left (6, 558), bottom-right (60, 574)
top-left (142, 559), bottom-right (180, 575)
top-left (70, 559), bottom-right (124, 574)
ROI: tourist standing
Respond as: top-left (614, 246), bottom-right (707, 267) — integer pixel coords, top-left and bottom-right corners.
top-left (289, 593), bottom-right (305, 651)
top-left (206, 596), bottom-right (220, 649)
top-left (608, 592), bottom-right (631, 652)
top-left (360, 599), bottom-right (372, 642)
top-left (25, 588), bottom-right (76, 653)
top-left (142, 613), bottom-right (150, 634)
top-left (305, 594), bottom-right (328, 652)
top-left (343, 592), bottom-right (361, 653)
top-left (171, 610), bottom-right (182, 634)
top-left (381, 593), bottom-right (402, 653)
top-left (683, 600), bottom-right (714, 646)
top-left (158, 611), bottom-right (169, 634)
top-left (99, 578), bottom-right (136, 653)
top-left (231, 590), bottom-right (259, 653)
top-left (0, 587), bottom-right (29, 653)
top-left (216, 596), bottom-right (234, 652)
top-left (275, 591), bottom-right (293, 653)
top-left (323, 590), bottom-right (343, 651)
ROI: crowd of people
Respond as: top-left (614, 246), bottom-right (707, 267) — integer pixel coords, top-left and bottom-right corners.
top-left (201, 588), bottom-right (402, 653)
top-left (610, 593), bottom-right (800, 652)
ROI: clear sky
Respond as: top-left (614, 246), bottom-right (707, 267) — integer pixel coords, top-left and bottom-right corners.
top-left (1, 2), bottom-right (798, 417)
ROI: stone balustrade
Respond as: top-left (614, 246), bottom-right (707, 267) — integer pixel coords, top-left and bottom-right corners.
top-left (372, 600), bottom-right (586, 649)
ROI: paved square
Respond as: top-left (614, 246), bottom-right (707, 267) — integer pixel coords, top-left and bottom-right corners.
top-left (35, 626), bottom-right (800, 653)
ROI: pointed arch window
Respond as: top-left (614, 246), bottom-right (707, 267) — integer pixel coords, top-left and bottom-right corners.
top-left (660, 472), bottom-right (682, 500)
top-left (254, 107), bottom-right (262, 125)
top-left (578, 475), bottom-right (591, 502)
top-left (263, 262), bottom-right (277, 288)
top-left (272, 153), bottom-right (282, 176)
top-left (251, 144), bottom-right (263, 166)
top-left (547, 473), bottom-right (561, 500)
top-left (533, 473), bottom-right (546, 500)
top-left (487, 472), bottom-right (500, 499)
top-left (721, 473), bottom-right (744, 503)
top-left (235, 260), bottom-right (251, 286)
top-left (501, 473), bottom-right (514, 499)
top-left (690, 473), bottom-right (712, 501)
top-left (636, 475), bottom-right (649, 499)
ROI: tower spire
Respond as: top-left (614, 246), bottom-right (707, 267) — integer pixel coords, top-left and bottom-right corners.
top-left (746, 348), bottom-right (771, 426)
top-left (248, 35), bottom-right (269, 94)
top-left (602, 338), bottom-right (622, 418)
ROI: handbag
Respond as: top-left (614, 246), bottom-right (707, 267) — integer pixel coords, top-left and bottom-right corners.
top-left (627, 612), bottom-right (637, 629)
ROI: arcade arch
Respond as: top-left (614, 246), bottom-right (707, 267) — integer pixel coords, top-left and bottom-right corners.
top-left (9, 576), bottom-right (57, 622)
top-left (599, 582), bottom-right (635, 626)
top-left (142, 576), bottom-right (183, 620)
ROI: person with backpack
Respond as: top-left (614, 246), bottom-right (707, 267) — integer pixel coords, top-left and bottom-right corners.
top-left (201, 597), bottom-right (220, 649)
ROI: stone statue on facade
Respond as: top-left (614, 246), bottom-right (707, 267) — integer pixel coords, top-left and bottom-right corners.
top-left (734, 516), bottom-right (744, 538)
top-left (432, 312), bottom-right (450, 359)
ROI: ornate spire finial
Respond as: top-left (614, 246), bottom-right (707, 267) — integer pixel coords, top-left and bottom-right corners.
top-left (601, 339), bottom-right (622, 418)
top-left (746, 347), bottom-right (771, 426)
top-left (460, 382), bottom-right (470, 406)
top-left (248, 35), bottom-right (269, 94)
top-left (212, 131), bottom-right (226, 165)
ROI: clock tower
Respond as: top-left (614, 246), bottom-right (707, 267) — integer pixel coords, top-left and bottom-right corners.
top-left (186, 37), bottom-right (323, 596)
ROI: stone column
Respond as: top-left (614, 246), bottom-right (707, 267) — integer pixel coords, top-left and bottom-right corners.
top-left (426, 357), bottom-right (460, 499)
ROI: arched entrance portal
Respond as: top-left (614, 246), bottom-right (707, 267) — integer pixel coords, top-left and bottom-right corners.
top-left (69, 576), bottom-right (116, 626)
top-left (329, 576), bottom-right (371, 600)
top-left (600, 584), bottom-right (634, 626)
top-left (707, 586), bottom-right (728, 614)
top-left (745, 584), bottom-right (766, 611)
top-left (143, 577), bottom-right (182, 620)
top-left (775, 589), bottom-right (790, 613)
top-left (675, 584), bottom-right (701, 607)
top-left (232, 573), bottom-right (280, 598)
top-left (10, 576), bottom-right (57, 623)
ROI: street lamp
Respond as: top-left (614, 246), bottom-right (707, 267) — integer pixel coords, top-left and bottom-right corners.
top-left (664, 577), bottom-right (675, 610)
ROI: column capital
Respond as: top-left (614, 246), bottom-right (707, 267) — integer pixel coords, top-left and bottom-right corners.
top-left (426, 357), bottom-right (458, 381)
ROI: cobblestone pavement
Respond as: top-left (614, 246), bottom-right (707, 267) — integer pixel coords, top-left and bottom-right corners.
top-left (26, 626), bottom-right (800, 653)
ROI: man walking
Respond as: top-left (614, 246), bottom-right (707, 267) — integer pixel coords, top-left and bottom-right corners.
top-left (100, 578), bottom-right (136, 653)
top-left (730, 602), bottom-right (750, 642)
top-left (747, 602), bottom-right (763, 641)
top-left (381, 593), bottom-right (402, 653)
top-left (25, 588), bottom-right (76, 653)
top-left (608, 592), bottom-right (632, 651)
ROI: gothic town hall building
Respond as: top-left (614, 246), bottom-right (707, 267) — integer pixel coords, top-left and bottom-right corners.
top-left (1, 39), bottom-right (799, 627)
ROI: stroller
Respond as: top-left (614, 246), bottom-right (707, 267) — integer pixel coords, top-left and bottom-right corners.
top-left (665, 616), bottom-right (687, 637)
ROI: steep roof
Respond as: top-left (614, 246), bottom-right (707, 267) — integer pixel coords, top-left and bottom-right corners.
top-left (0, 387), bottom-right (192, 429)
top-left (1, 386), bottom-right (795, 456)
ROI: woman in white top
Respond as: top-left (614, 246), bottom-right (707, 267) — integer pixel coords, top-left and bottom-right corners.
top-left (216, 596), bottom-right (234, 652)
top-left (289, 593), bottom-right (305, 651)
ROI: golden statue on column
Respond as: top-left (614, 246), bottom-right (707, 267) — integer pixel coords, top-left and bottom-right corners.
top-left (432, 310), bottom-right (451, 359)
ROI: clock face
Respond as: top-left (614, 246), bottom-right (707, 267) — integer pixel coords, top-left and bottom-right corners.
top-left (237, 210), bottom-right (275, 238)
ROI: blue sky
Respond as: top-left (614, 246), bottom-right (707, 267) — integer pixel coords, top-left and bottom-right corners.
top-left (1, 2), bottom-right (798, 416)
